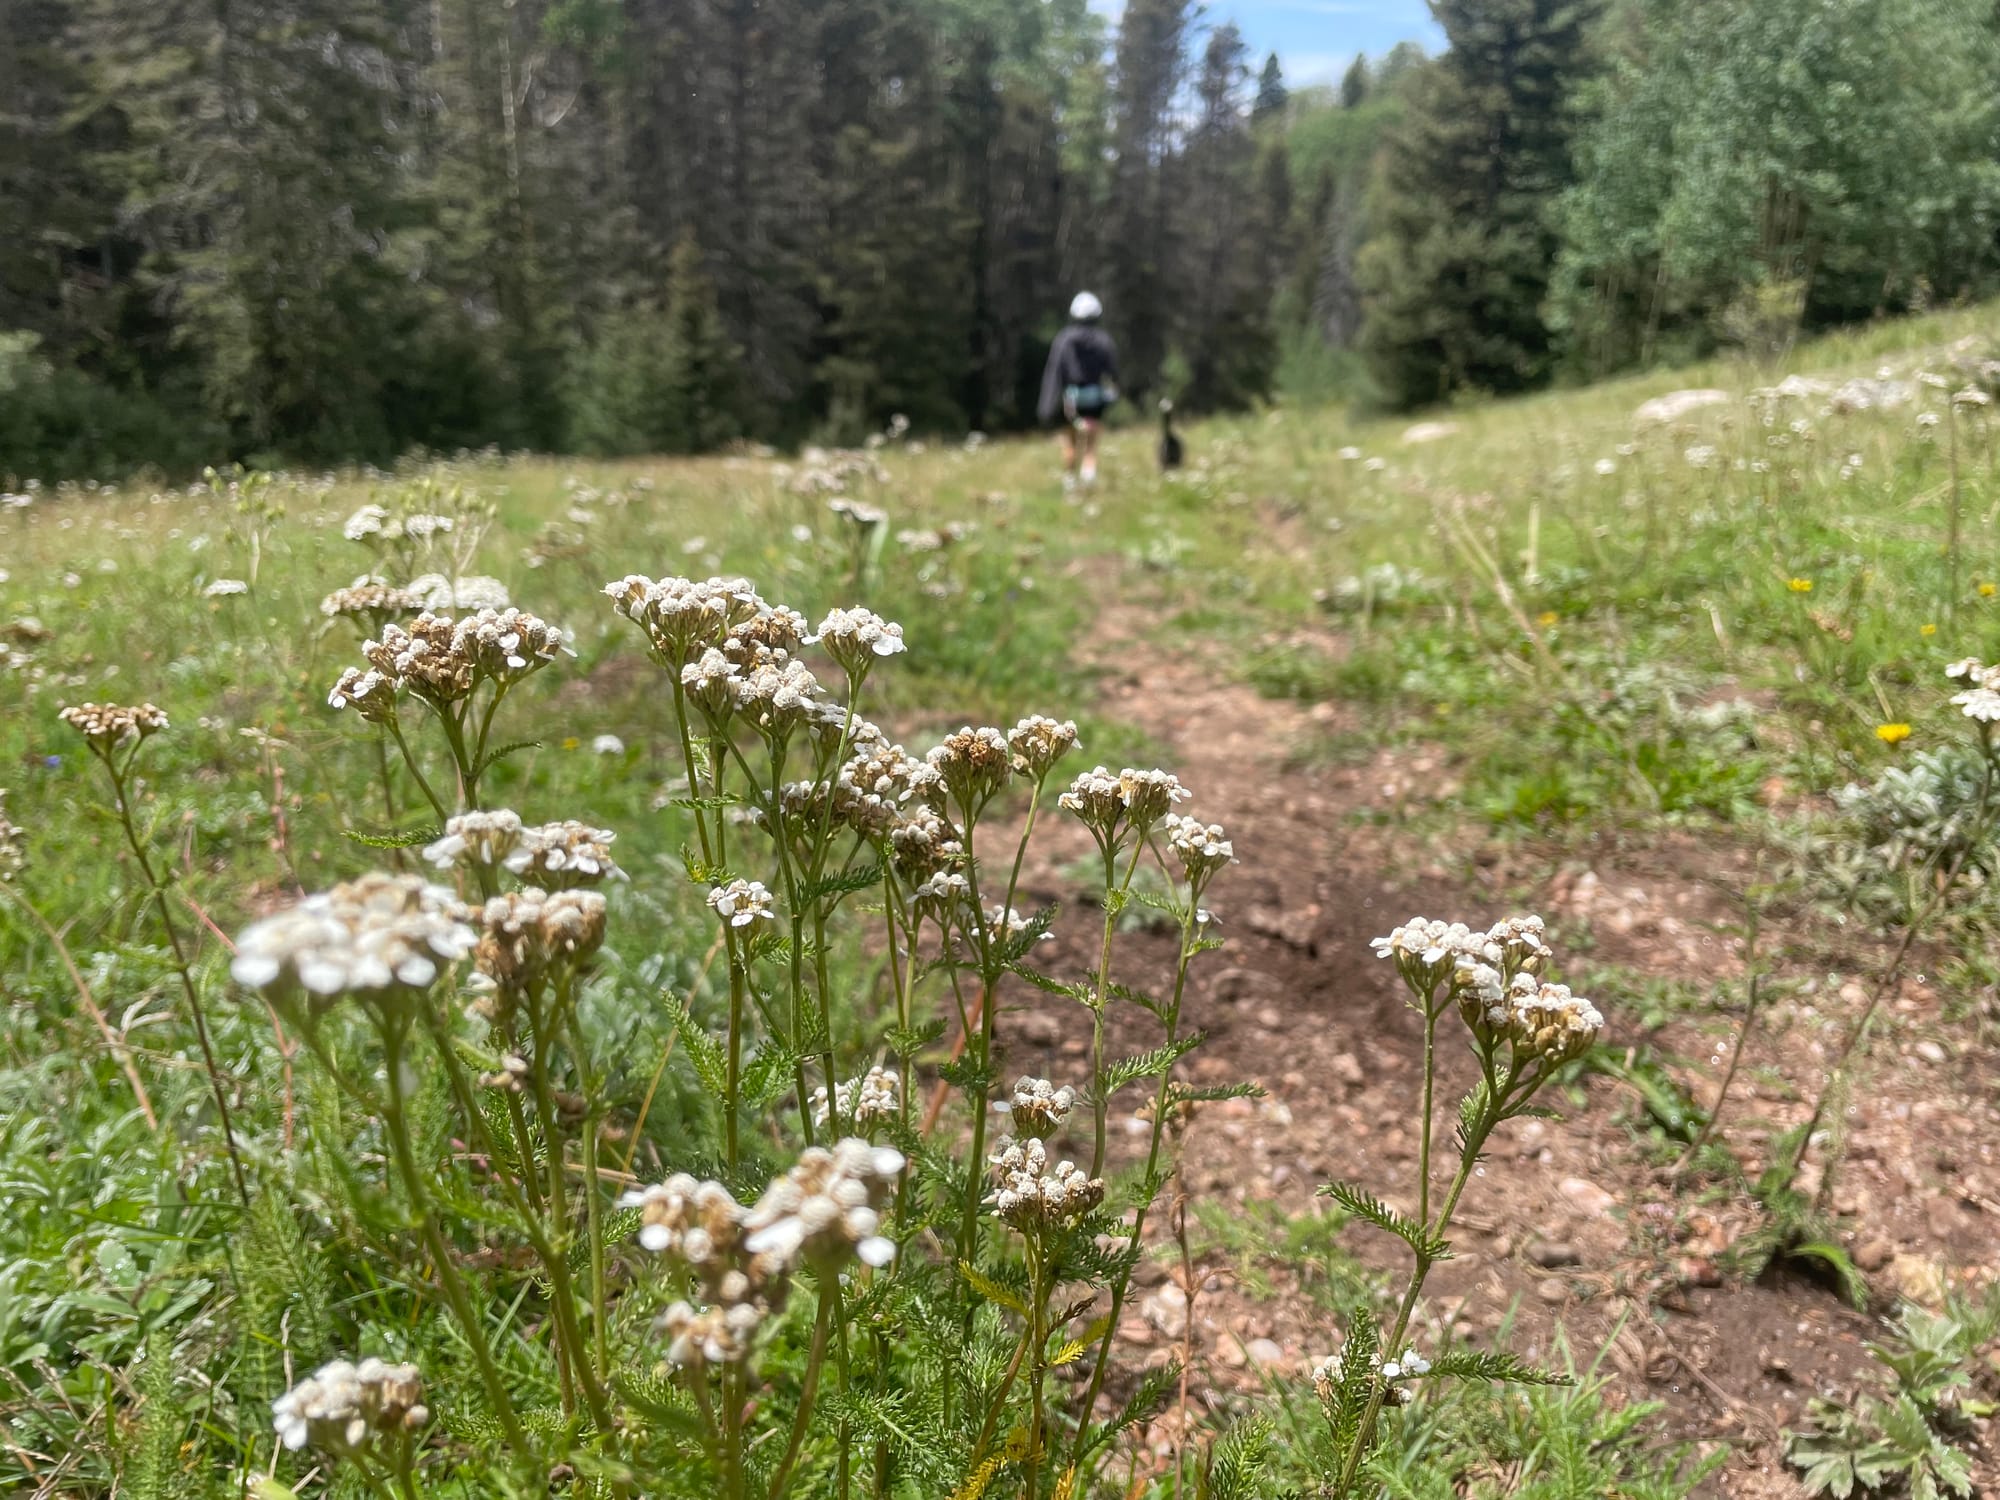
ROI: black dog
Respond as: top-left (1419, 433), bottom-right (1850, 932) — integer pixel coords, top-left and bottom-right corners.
top-left (1158, 399), bottom-right (1184, 471)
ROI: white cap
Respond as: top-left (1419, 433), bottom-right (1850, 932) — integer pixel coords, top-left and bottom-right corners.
top-left (1069, 291), bottom-right (1102, 321)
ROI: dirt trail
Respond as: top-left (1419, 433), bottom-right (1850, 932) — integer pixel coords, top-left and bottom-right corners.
top-left (995, 596), bottom-right (1999, 1496)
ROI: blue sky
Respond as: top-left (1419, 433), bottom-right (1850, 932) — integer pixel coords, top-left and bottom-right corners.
top-left (1089, 1), bottom-right (1443, 89)
top-left (1225, 0), bottom-right (1441, 86)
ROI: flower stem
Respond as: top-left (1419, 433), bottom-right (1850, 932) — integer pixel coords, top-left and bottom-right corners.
top-left (380, 1022), bottom-right (534, 1461)
top-left (1329, 1122), bottom-right (1489, 1498)
top-left (103, 752), bottom-right (249, 1204)
top-left (767, 1278), bottom-right (838, 1498)
top-left (386, 720), bottom-right (451, 824)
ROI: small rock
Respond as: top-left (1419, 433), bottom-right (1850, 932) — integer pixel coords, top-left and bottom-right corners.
top-left (1400, 420), bottom-right (1460, 445)
top-left (1253, 1005), bottom-right (1283, 1030)
top-left (1914, 1040), bottom-right (1948, 1065)
top-left (1634, 387), bottom-right (1730, 426)
top-left (1559, 1177), bottom-right (1617, 1218)
top-left (1888, 1253), bottom-right (1947, 1308)
top-left (1528, 1242), bottom-right (1581, 1269)
top-left (1142, 1284), bottom-right (1188, 1339)
top-left (1212, 967), bottom-right (1277, 1005)
top-left (1762, 1351), bottom-right (1794, 1382)
top-left (1678, 1254), bottom-right (1723, 1288)
top-left (1489, 1234), bottom-right (1514, 1258)
top-left (1018, 1011), bottom-right (1062, 1047)
top-left (1536, 1279), bottom-right (1569, 1304)
top-left (1118, 1318), bottom-right (1155, 1348)
top-left (1331, 1053), bottom-right (1366, 1088)
top-left (1245, 1338), bottom-right (1285, 1368)
top-left (1245, 906), bottom-right (1319, 950)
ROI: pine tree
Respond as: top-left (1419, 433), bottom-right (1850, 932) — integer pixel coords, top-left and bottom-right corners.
top-left (1252, 52), bottom-right (1288, 127)
top-left (1179, 22), bottom-right (1274, 409)
top-left (1105, 0), bottom-right (1194, 397)
top-left (1357, 0), bottom-right (1600, 407)
top-left (1339, 52), bottom-right (1370, 108)
top-left (660, 235), bottom-right (744, 452)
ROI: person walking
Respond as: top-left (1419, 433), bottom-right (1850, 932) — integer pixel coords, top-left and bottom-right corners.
top-left (1037, 292), bottom-right (1120, 489)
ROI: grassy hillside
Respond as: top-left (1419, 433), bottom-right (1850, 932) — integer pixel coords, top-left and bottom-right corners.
top-left (3, 301), bottom-right (1999, 1498)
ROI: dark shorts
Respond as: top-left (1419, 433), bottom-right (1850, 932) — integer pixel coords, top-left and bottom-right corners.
top-left (1064, 383), bottom-right (1115, 424)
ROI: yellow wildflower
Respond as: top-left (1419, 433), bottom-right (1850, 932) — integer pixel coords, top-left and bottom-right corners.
top-left (1787, 578), bottom-right (1814, 593)
top-left (1921, 623), bottom-right (1938, 637)
top-left (561, 736), bottom-right (581, 751)
top-left (1981, 582), bottom-right (1996, 598)
top-left (1536, 610), bottom-right (1559, 627)
top-left (1876, 723), bottom-right (1912, 744)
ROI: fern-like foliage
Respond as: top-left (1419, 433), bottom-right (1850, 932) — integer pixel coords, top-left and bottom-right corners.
top-left (230, 1192), bottom-right (334, 1404)
top-left (122, 1330), bottom-right (192, 1500)
top-left (1318, 1180), bottom-right (1450, 1261)
top-left (1197, 1416), bottom-right (1274, 1499)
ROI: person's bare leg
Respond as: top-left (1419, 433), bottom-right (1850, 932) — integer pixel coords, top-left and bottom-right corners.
top-left (1079, 420), bottom-right (1101, 486)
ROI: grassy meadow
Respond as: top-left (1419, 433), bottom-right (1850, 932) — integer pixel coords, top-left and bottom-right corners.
top-left (4, 300), bottom-right (2000, 1498)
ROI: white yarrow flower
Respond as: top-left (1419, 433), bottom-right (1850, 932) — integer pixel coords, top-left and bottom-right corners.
top-left (707, 879), bottom-right (775, 926)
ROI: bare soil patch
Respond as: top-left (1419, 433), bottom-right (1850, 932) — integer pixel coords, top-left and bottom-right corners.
top-left (994, 599), bottom-right (2000, 1493)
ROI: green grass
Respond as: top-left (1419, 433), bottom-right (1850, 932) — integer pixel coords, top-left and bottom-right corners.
top-left (7, 298), bottom-right (2000, 1495)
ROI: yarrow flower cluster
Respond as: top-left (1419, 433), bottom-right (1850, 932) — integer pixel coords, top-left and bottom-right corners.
top-left (987, 1136), bottom-right (1104, 1231)
top-left (58, 701), bottom-right (169, 749)
top-left (1946, 657), bottom-right (2000, 723)
top-left (327, 667), bottom-right (399, 723)
top-left (423, 808), bottom-right (525, 869)
top-left (811, 607), bottom-right (906, 676)
top-left (408, 572), bottom-right (510, 613)
top-left (1059, 765), bottom-right (1190, 844)
top-left (1455, 972), bottom-right (1603, 1066)
top-left (1310, 1344), bottom-right (1430, 1407)
top-left (473, 888), bottom-right (609, 993)
top-left (889, 804), bottom-right (963, 884)
top-left (1162, 813), bottom-right (1234, 887)
top-left (985, 904), bottom-right (1050, 943)
top-left (339, 608), bottom-right (568, 715)
top-left (1006, 715), bottom-right (1080, 779)
top-left (230, 873), bottom-right (476, 1011)
top-left (828, 496), bottom-right (888, 527)
top-left (622, 1141), bottom-right (899, 1367)
top-left (1373, 913), bottom-right (1594, 1066)
top-left (741, 1139), bottom-right (904, 1269)
top-left (708, 878), bottom-right (776, 927)
top-left (321, 576), bottom-right (422, 624)
top-left (343, 504), bottom-right (390, 542)
top-left (272, 1357), bottom-right (428, 1454)
top-left (1371, 914), bottom-right (1549, 1002)
top-left (834, 738), bottom-right (932, 838)
top-left (603, 574), bottom-right (760, 667)
top-left (1001, 1075), bottom-right (1076, 1138)
top-left (912, 868), bottom-right (971, 917)
top-left (507, 819), bottom-right (623, 886)
top-left (811, 1064), bottom-right (901, 1130)
top-left (926, 725), bottom-right (1012, 810)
